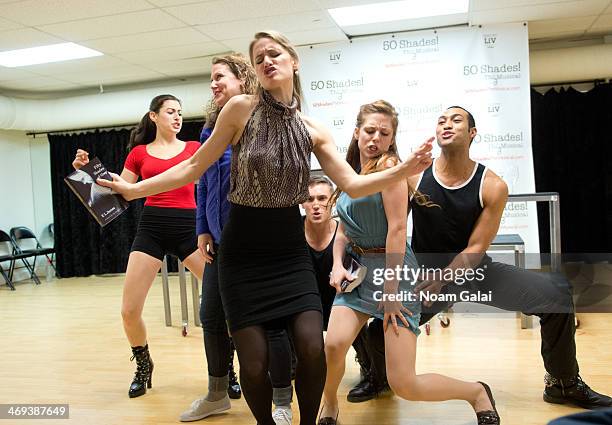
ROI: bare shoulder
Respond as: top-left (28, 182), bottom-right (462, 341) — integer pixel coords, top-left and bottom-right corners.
top-left (482, 168), bottom-right (508, 207)
top-left (224, 94), bottom-right (258, 114)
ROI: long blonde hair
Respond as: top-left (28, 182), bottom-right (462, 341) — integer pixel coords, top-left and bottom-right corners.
top-left (249, 30), bottom-right (303, 110)
top-left (332, 100), bottom-right (435, 207)
top-left (204, 53), bottom-right (258, 129)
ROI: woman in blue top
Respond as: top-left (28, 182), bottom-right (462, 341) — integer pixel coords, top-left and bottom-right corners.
top-left (319, 100), bottom-right (500, 425)
top-left (179, 53), bottom-right (258, 423)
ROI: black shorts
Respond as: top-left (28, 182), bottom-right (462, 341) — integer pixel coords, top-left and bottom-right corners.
top-left (131, 206), bottom-right (197, 262)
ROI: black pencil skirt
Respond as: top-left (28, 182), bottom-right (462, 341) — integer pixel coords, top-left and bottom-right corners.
top-left (218, 203), bottom-right (322, 333)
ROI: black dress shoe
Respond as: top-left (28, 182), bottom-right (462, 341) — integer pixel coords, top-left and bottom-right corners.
top-left (476, 382), bottom-right (500, 425)
top-left (544, 375), bottom-right (612, 409)
top-left (347, 376), bottom-right (389, 403)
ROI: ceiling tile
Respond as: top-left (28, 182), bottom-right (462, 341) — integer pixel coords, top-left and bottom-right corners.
top-left (0, 0), bottom-right (153, 26)
top-left (81, 27), bottom-right (212, 54)
top-left (470, 0), bottom-right (609, 24)
top-left (527, 16), bottom-right (596, 38)
top-left (471, 0), bottom-right (581, 12)
top-left (195, 10), bottom-right (337, 40)
top-left (281, 27), bottom-right (348, 45)
top-left (0, 28), bottom-right (65, 51)
top-left (142, 56), bottom-right (213, 74)
top-left (0, 67), bottom-right (40, 82)
top-left (113, 41), bottom-right (228, 63)
top-left (589, 13), bottom-right (612, 31)
top-left (0, 76), bottom-right (77, 90)
top-left (148, 0), bottom-right (214, 5)
top-left (38, 9), bottom-right (187, 41)
top-left (217, 38), bottom-right (250, 55)
top-left (59, 67), bottom-right (165, 84)
top-left (317, 0), bottom-right (391, 7)
top-left (165, 0), bottom-right (320, 25)
top-left (22, 56), bottom-right (132, 75)
top-left (0, 16), bottom-right (23, 31)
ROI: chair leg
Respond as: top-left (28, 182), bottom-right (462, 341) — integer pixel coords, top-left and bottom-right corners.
top-left (20, 257), bottom-right (41, 285)
top-left (0, 266), bottom-right (15, 290)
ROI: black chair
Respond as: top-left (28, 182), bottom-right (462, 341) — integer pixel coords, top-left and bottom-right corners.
top-left (0, 230), bottom-right (31, 290)
top-left (10, 226), bottom-right (56, 285)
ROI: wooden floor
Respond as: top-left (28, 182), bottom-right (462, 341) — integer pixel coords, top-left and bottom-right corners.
top-left (1, 275), bottom-right (610, 425)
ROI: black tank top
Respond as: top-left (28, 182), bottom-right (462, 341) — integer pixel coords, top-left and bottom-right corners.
top-left (410, 161), bottom-right (487, 267)
top-left (306, 220), bottom-right (338, 326)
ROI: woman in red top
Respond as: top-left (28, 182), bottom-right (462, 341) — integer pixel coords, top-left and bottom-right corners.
top-left (72, 94), bottom-right (206, 398)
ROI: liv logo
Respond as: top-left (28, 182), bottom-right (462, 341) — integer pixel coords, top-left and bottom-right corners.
top-left (488, 103), bottom-right (501, 114)
top-left (332, 118), bottom-right (344, 127)
top-left (329, 50), bottom-right (342, 64)
top-left (483, 34), bottom-right (497, 48)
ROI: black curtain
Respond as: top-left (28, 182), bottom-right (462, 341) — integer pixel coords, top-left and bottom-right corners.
top-left (531, 84), bottom-right (612, 253)
top-left (49, 121), bottom-right (203, 277)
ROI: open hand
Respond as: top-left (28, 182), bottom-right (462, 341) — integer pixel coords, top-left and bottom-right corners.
top-left (378, 299), bottom-right (413, 336)
top-left (414, 279), bottom-right (446, 307)
top-left (402, 137), bottom-right (434, 177)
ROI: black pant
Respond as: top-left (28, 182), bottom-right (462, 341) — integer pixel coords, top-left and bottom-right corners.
top-left (267, 328), bottom-right (295, 389)
top-left (200, 246), bottom-right (232, 378)
top-left (548, 409), bottom-right (612, 425)
top-left (369, 261), bottom-right (579, 380)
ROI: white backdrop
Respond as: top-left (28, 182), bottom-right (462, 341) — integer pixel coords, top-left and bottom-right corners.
top-left (298, 22), bottom-right (540, 254)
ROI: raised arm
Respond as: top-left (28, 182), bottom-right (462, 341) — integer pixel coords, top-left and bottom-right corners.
top-left (305, 116), bottom-right (433, 198)
top-left (73, 148), bottom-right (138, 184)
top-left (98, 95), bottom-right (255, 200)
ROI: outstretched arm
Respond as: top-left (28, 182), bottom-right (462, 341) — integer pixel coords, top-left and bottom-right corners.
top-left (306, 116), bottom-right (433, 199)
top-left (98, 95), bottom-right (254, 200)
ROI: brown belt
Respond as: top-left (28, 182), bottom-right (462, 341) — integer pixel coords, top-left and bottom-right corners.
top-left (350, 244), bottom-right (386, 255)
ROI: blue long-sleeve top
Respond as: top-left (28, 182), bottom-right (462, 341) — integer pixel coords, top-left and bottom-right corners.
top-left (195, 126), bottom-right (232, 244)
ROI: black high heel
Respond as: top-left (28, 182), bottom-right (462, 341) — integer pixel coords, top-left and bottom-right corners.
top-left (227, 343), bottom-right (241, 399)
top-left (476, 381), bottom-right (500, 425)
top-left (129, 344), bottom-right (154, 398)
top-left (317, 405), bottom-right (338, 425)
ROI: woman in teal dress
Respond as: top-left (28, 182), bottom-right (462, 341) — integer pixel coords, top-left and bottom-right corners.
top-left (318, 100), bottom-right (500, 425)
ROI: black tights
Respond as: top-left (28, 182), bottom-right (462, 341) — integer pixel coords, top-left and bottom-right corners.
top-left (232, 310), bottom-right (326, 425)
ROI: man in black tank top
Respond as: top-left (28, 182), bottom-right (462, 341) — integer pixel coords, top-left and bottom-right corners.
top-left (371, 106), bottom-right (611, 410)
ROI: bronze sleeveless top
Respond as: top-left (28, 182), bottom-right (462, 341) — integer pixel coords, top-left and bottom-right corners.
top-left (228, 90), bottom-right (312, 208)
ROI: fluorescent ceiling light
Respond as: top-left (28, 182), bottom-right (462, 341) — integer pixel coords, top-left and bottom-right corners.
top-left (328, 0), bottom-right (469, 27)
top-left (0, 42), bottom-right (103, 68)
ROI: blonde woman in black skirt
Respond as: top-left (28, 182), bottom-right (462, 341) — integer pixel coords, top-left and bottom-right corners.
top-left (100, 31), bottom-right (433, 425)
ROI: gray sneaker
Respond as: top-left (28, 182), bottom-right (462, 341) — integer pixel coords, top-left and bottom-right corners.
top-left (179, 395), bottom-right (231, 422)
top-left (272, 406), bottom-right (292, 425)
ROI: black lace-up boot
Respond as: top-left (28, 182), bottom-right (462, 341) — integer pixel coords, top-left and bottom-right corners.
top-left (129, 344), bottom-right (153, 398)
top-left (544, 373), bottom-right (612, 409)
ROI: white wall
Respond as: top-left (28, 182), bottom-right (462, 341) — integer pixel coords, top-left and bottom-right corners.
top-left (0, 130), bottom-right (53, 284)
